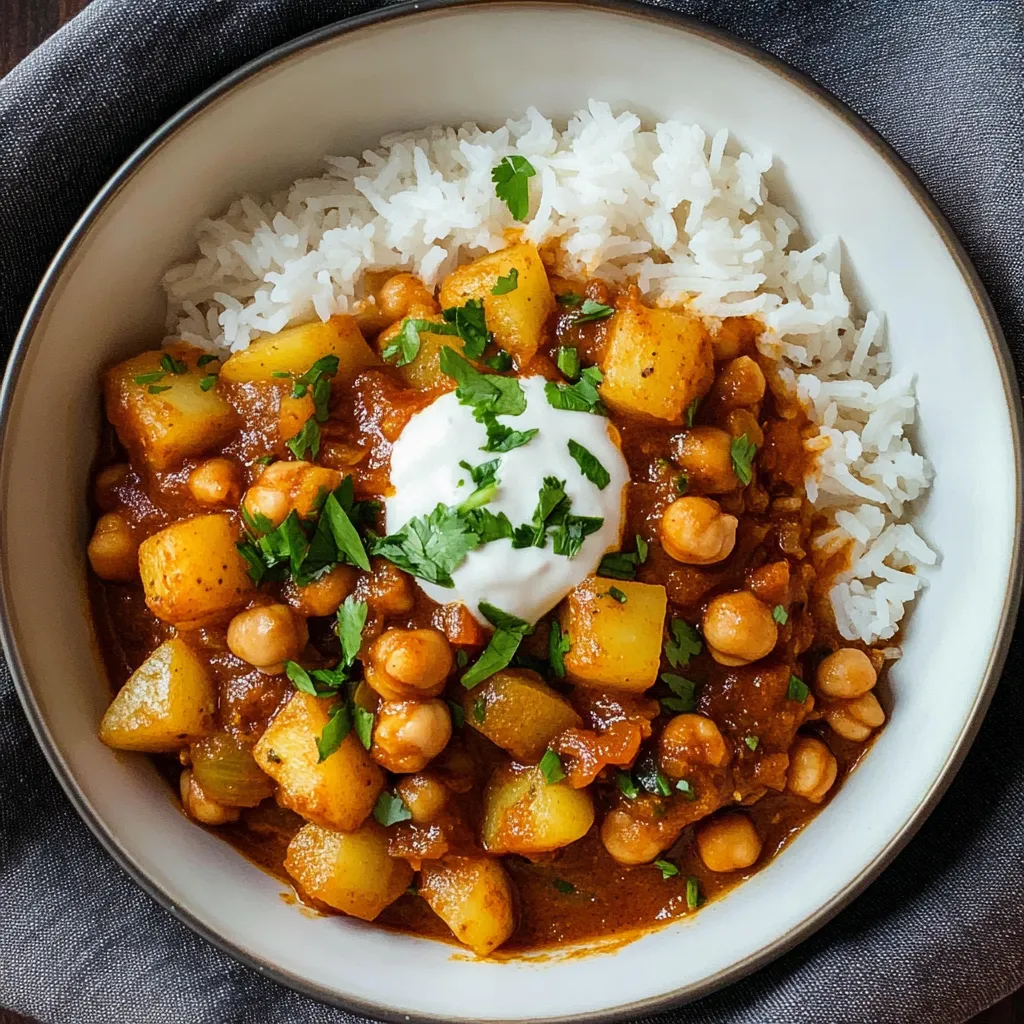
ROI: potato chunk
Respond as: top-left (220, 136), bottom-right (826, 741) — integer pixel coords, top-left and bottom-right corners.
top-left (438, 243), bottom-right (555, 367)
top-left (99, 638), bottom-right (215, 752)
top-left (419, 857), bottom-right (516, 955)
top-left (599, 297), bottom-right (713, 423)
top-left (561, 577), bottom-right (667, 693)
top-left (284, 822), bottom-right (412, 921)
top-left (103, 344), bottom-right (238, 472)
top-left (219, 315), bottom-right (379, 383)
top-left (138, 513), bottom-right (254, 627)
top-left (376, 311), bottom-right (460, 391)
top-left (464, 669), bottom-right (580, 762)
top-left (253, 691), bottom-right (383, 832)
top-left (481, 763), bottom-right (595, 855)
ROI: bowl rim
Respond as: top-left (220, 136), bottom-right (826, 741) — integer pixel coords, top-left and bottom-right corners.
top-left (1, 1), bottom-right (1021, 1021)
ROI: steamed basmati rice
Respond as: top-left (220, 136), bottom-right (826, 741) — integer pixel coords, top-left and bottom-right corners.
top-left (162, 100), bottom-right (935, 644)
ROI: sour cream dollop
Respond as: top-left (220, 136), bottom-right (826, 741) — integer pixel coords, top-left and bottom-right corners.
top-left (385, 376), bottom-right (629, 625)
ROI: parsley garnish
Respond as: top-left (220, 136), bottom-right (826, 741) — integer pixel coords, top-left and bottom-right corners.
top-left (685, 398), bottom-right (700, 427)
top-left (316, 702), bottom-right (352, 761)
top-left (686, 877), bottom-right (703, 910)
top-left (491, 154), bottom-right (536, 221)
top-left (551, 515), bottom-right (603, 558)
top-left (199, 374), bottom-right (218, 392)
top-left (598, 534), bottom-right (649, 580)
top-left (461, 603), bottom-right (533, 689)
top-left (457, 458), bottom-right (500, 513)
top-left (148, 384), bottom-right (172, 395)
top-left (556, 292), bottom-right (584, 307)
top-left (654, 859), bottom-right (679, 880)
top-left (745, 735), bottom-right (760, 751)
top-left (772, 605), bottom-right (789, 625)
top-left (286, 418), bottom-right (321, 460)
top-left (478, 410), bottom-right (538, 453)
top-left (279, 356), bottom-right (340, 460)
top-left (608, 586), bottom-right (628, 604)
top-left (447, 699), bottom-right (465, 728)
top-left (666, 618), bottom-right (702, 668)
top-left (575, 299), bottom-right (615, 323)
top-left (539, 748), bottom-right (566, 785)
top-left (442, 299), bottom-right (492, 360)
top-left (383, 318), bottom-right (452, 367)
top-left (473, 696), bottom-right (487, 724)
top-left (544, 366), bottom-right (606, 415)
top-left (133, 371), bottom-right (165, 386)
top-left (336, 596), bottom-right (368, 666)
top-left (440, 346), bottom-right (526, 417)
top-left (160, 353), bottom-right (188, 375)
top-left (635, 758), bottom-right (672, 797)
top-left (370, 503), bottom-right (479, 588)
top-left (556, 346), bottom-right (581, 381)
top-left (373, 791), bottom-right (412, 827)
top-left (353, 705), bottom-right (374, 750)
top-left (486, 351), bottom-right (514, 371)
top-left (787, 674), bottom-right (810, 702)
top-left (548, 621), bottom-right (571, 678)
top-left (616, 771), bottom-right (638, 799)
top-left (660, 673), bottom-right (697, 713)
top-left (675, 473), bottom-right (689, 495)
top-left (730, 433), bottom-right (758, 486)
top-left (515, 476), bottom-right (569, 549)
top-left (460, 507), bottom-right (516, 543)
top-left (552, 878), bottom-right (575, 894)
top-left (567, 439), bottom-right (610, 490)
top-left (197, 354), bottom-right (218, 368)
top-left (491, 268), bottom-right (519, 295)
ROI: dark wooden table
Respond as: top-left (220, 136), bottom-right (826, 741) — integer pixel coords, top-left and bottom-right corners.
top-left (0, 3), bottom-right (1020, 1024)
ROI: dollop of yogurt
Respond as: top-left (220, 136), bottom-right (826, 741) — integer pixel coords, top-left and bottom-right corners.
top-left (385, 376), bottom-right (629, 625)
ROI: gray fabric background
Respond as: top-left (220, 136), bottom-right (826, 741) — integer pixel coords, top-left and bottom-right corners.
top-left (1, 1), bottom-right (1022, 1022)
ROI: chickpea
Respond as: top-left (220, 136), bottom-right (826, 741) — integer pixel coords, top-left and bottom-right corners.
top-left (659, 713), bottom-right (730, 778)
top-left (696, 812), bottom-right (762, 872)
top-left (365, 628), bottom-right (453, 700)
top-left (227, 604), bottom-right (308, 674)
top-left (816, 648), bottom-right (877, 700)
top-left (179, 769), bottom-right (240, 826)
top-left (242, 460), bottom-right (342, 528)
top-left (378, 273), bottom-right (438, 321)
top-left (712, 356), bottom-right (766, 410)
top-left (786, 736), bottom-right (838, 803)
top-left (725, 409), bottom-right (764, 449)
top-left (395, 773), bottom-right (449, 823)
top-left (660, 497), bottom-right (738, 566)
top-left (188, 458), bottom-right (242, 506)
top-left (93, 463), bottom-right (129, 511)
top-left (372, 700), bottom-right (452, 774)
top-left (87, 513), bottom-right (139, 582)
top-left (672, 427), bottom-right (739, 494)
top-left (284, 564), bottom-right (358, 617)
top-left (360, 557), bottom-right (416, 618)
top-left (600, 808), bottom-right (668, 866)
top-left (702, 591), bottom-right (778, 666)
top-left (825, 692), bottom-right (885, 742)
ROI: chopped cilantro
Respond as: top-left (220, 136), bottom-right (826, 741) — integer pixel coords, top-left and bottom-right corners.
top-left (666, 619), bottom-right (702, 668)
top-left (598, 534), bottom-right (648, 580)
top-left (478, 409), bottom-right (538, 453)
top-left (147, 384), bottom-right (172, 395)
top-left (382, 317), bottom-right (455, 367)
top-left (675, 473), bottom-right (689, 495)
top-left (635, 759), bottom-right (672, 798)
top-left (660, 673), bottom-right (698, 713)
top-left (285, 418), bottom-right (320, 460)
top-left (473, 696), bottom-right (487, 724)
top-left (745, 735), bottom-right (760, 751)
top-left (486, 350), bottom-right (514, 372)
top-left (461, 507), bottom-right (516, 543)
top-left (730, 433), bottom-right (758, 486)
top-left (567, 439), bottom-right (610, 489)
top-left (446, 699), bottom-right (465, 728)
top-left (539, 748), bottom-right (566, 785)
top-left (556, 292), bottom-right (584, 307)
top-left (686, 877), bottom-right (703, 910)
top-left (455, 650), bottom-right (469, 669)
top-left (442, 299), bottom-right (492, 361)
top-left (544, 366), bottom-right (606, 415)
top-left (685, 398), bottom-right (700, 427)
top-left (440, 346), bottom-right (526, 417)
top-left (654, 859), bottom-right (679, 880)
top-left (316, 702), bottom-right (352, 762)
top-left (199, 374), bottom-right (217, 392)
top-left (556, 345), bottom-right (581, 381)
top-left (371, 503), bottom-right (480, 588)
top-left (550, 514), bottom-right (604, 559)
top-left (516, 476), bottom-right (569, 549)
top-left (491, 154), bottom-right (536, 221)
top-left (616, 771), bottom-right (639, 800)
top-left (336, 597), bottom-right (368, 667)
top-left (491, 268), bottom-right (519, 295)
top-left (457, 458), bottom-right (500, 513)
top-left (773, 605), bottom-right (789, 625)
top-left (575, 299), bottom-right (615, 323)
top-left (160, 353), bottom-right (188, 375)
top-left (133, 371), bottom-right (165, 385)
top-left (196, 354), bottom-right (218, 368)
top-left (373, 791), bottom-right (412, 827)
top-left (787, 674), bottom-right (810, 702)
top-left (254, 454), bottom-right (276, 466)
top-left (608, 586), bottom-right (628, 604)
top-left (552, 878), bottom-right (575, 894)
top-left (319, 492), bottom-right (372, 572)
top-left (353, 705), bottom-right (374, 750)
top-left (461, 603), bottom-right (533, 689)
top-left (548, 621), bottom-right (571, 678)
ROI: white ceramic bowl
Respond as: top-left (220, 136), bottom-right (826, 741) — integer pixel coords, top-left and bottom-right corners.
top-left (2, 2), bottom-right (1021, 1021)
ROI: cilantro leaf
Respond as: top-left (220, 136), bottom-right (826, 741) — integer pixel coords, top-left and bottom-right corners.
top-left (486, 351), bottom-right (514, 371)
top-left (353, 705), bottom-right (374, 750)
top-left (478, 410), bottom-right (537, 453)
top-left (686, 397), bottom-right (700, 427)
top-left (686, 877), bottom-right (703, 910)
top-left (745, 735), bottom-right (760, 751)
top-left (160, 353), bottom-right (188, 375)
top-left (730, 433), bottom-right (758, 486)
top-left (199, 374), bottom-right (217, 392)
top-left (197, 354), bottom-right (218, 368)
top-left (461, 602), bottom-right (533, 689)
top-left (370, 503), bottom-right (480, 588)
top-left (544, 366), bottom-right (606, 415)
top-left (598, 534), bottom-right (648, 580)
top-left (442, 299), bottom-right (492, 361)
top-left (514, 477), bottom-right (568, 549)
top-left (660, 672), bottom-right (698, 713)
top-left (666, 618), bottom-right (703, 668)
top-left (336, 596), bottom-right (368, 668)
top-left (548, 621), bottom-right (571, 678)
top-left (382, 318), bottom-right (456, 367)
top-left (616, 771), bottom-right (638, 799)
top-left (457, 459), bottom-right (500, 514)
top-left (556, 292), bottom-right (583, 307)
top-left (147, 384), bottom-right (172, 395)
top-left (447, 699), bottom-right (465, 729)
top-left (479, 602), bottom-right (531, 633)
top-left (787, 674), bottom-right (810, 702)
top-left (654, 859), bottom-right (679, 880)
top-left (286, 418), bottom-right (321, 460)
top-left (491, 268), bottom-right (519, 295)
top-left (553, 879), bottom-right (575, 894)
top-left (320, 492), bottom-right (371, 571)
top-left (556, 346), bottom-right (581, 381)
top-left (440, 346), bottom-right (526, 416)
top-left (317, 702), bottom-right (352, 762)
top-left (491, 154), bottom-right (536, 221)
top-left (133, 371), bottom-right (165, 385)
top-left (773, 604), bottom-right (789, 625)
top-left (539, 748), bottom-right (566, 785)
top-left (473, 696), bottom-right (487, 724)
top-left (550, 514), bottom-right (604, 558)
top-left (635, 758), bottom-right (672, 797)
top-left (567, 439), bottom-right (610, 489)
top-left (575, 299), bottom-right (615, 323)
top-left (373, 791), bottom-right (412, 826)
top-left (460, 507), bottom-right (516, 543)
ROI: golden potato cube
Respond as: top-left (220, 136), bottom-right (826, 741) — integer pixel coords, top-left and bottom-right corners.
top-left (253, 691), bottom-right (383, 832)
top-left (561, 577), bottom-right (668, 693)
top-left (98, 638), bottom-right (215, 752)
top-left (220, 315), bottom-right (379, 383)
top-left (481, 764), bottom-right (594, 855)
top-left (103, 343), bottom-right (238, 472)
top-left (463, 669), bottom-right (580, 762)
top-left (438, 243), bottom-right (555, 367)
top-left (138, 513), bottom-right (254, 627)
top-left (598, 298), bottom-right (714, 424)
top-left (419, 857), bottom-right (516, 955)
top-left (278, 393), bottom-right (315, 444)
top-left (284, 822), bottom-right (412, 921)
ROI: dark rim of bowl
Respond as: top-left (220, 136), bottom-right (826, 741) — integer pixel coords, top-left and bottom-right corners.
top-left (1, 1), bottom-right (1021, 1022)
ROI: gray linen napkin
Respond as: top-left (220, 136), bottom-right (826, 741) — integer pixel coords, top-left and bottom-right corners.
top-left (1, 2), bottom-right (1022, 1022)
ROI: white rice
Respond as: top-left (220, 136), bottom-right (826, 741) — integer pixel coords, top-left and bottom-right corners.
top-left (162, 100), bottom-right (934, 644)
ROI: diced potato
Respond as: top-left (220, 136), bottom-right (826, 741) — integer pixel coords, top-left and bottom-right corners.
top-left (419, 857), bottom-right (516, 955)
top-left (599, 297), bottom-right (714, 424)
top-left (253, 691), bottom-right (383, 831)
top-left (279, 393), bottom-right (314, 444)
top-left (376, 310), bottom-right (459, 391)
top-left (561, 577), bottom-right (667, 693)
top-left (138, 513), bottom-right (254, 627)
top-left (220, 315), bottom-right (379, 384)
top-left (438, 243), bottom-right (555, 367)
top-left (284, 822), bottom-right (413, 921)
top-left (99, 638), bottom-right (215, 752)
top-left (103, 343), bottom-right (238, 472)
top-left (481, 763), bottom-right (595, 855)
top-left (464, 669), bottom-right (580, 762)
